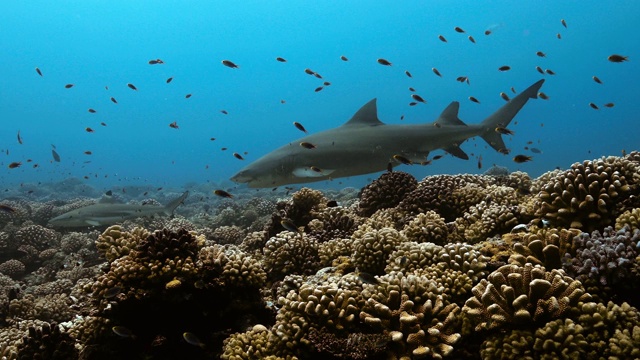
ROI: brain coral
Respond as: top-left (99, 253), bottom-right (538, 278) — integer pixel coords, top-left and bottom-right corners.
top-left (463, 263), bottom-right (592, 331)
top-left (532, 155), bottom-right (640, 231)
top-left (357, 171), bottom-right (417, 217)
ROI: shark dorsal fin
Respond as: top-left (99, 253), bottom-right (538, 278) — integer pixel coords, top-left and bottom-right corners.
top-left (436, 102), bottom-right (467, 126)
top-left (98, 194), bottom-right (120, 204)
top-left (342, 98), bottom-right (384, 127)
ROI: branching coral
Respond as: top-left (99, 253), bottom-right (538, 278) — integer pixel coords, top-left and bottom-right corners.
top-left (463, 263), bottom-right (592, 331)
top-left (357, 171), bottom-right (417, 217)
top-left (351, 227), bottom-right (407, 275)
top-left (263, 232), bottom-right (320, 280)
top-left (401, 210), bottom-right (449, 245)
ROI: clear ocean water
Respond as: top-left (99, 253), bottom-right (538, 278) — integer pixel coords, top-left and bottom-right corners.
top-left (1, 1), bottom-right (638, 192)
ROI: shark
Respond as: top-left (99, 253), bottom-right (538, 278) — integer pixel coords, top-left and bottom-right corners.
top-left (47, 191), bottom-right (189, 228)
top-left (231, 79), bottom-right (545, 188)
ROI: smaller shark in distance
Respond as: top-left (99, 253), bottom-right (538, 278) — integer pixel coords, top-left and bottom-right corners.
top-left (48, 191), bottom-right (189, 228)
top-left (231, 79), bottom-right (545, 188)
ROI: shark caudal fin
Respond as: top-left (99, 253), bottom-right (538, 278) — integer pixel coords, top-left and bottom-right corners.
top-left (480, 79), bottom-right (545, 153)
top-left (163, 191), bottom-right (189, 216)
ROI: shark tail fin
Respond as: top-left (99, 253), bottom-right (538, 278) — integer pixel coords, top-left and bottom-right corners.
top-left (480, 79), bottom-right (545, 153)
top-left (164, 191), bottom-right (189, 216)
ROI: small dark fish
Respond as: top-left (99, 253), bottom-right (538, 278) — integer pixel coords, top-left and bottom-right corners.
top-left (52, 149), bottom-right (60, 162)
top-left (166, 77), bottom-right (173, 83)
top-left (356, 271), bottom-right (380, 285)
top-left (510, 87), bottom-right (516, 94)
top-left (300, 142), bottom-right (316, 149)
top-left (468, 35), bottom-right (476, 43)
top-left (409, 102), bottom-right (417, 106)
top-left (85, 127), bottom-right (94, 133)
top-left (185, 94), bottom-right (192, 99)
top-left (393, 154), bottom-right (412, 165)
top-left (35, 67), bottom-right (43, 76)
top-left (112, 326), bottom-right (135, 339)
top-left (221, 147), bottom-right (227, 151)
top-left (326, 200), bottom-right (338, 207)
top-left (530, 147), bottom-right (542, 154)
top-left (411, 94), bottom-right (426, 103)
top-left (314, 86), bottom-right (323, 92)
top-left (536, 51), bottom-right (546, 57)
top-left (432, 155), bottom-right (443, 160)
top-left (408, 87), bottom-right (415, 92)
top-left (103, 286), bottom-right (122, 299)
top-left (233, 152), bottom-right (244, 160)
top-left (438, 35), bottom-right (447, 42)
top-left (477, 155), bottom-right (482, 169)
top-left (603, 102), bottom-right (615, 108)
top-left (454, 26), bottom-right (465, 33)
top-left (310, 166), bottom-right (322, 173)
top-left (293, 121), bottom-right (307, 133)
top-left (280, 99), bottom-right (286, 103)
top-left (88, 108), bottom-right (96, 113)
top-left (100, 122), bottom-right (107, 126)
top-left (495, 127), bottom-right (514, 135)
top-left (276, 57), bottom-right (287, 62)
top-left (592, 76), bottom-right (602, 84)
top-left (500, 92), bottom-right (510, 101)
top-left (214, 189), bottom-right (233, 198)
top-left (340, 55), bottom-right (348, 61)
top-left (84, 151), bottom-right (92, 155)
top-left (608, 54), bottom-right (628, 63)
top-left (220, 110), bottom-right (228, 115)
top-left (105, 86), bottom-right (109, 90)
top-left (561, 19), bottom-right (567, 28)
top-left (589, 102), bottom-right (599, 110)
top-left (468, 96), bottom-right (480, 104)
top-left (538, 92), bottom-right (549, 100)
top-left (556, 33), bottom-right (562, 39)
top-left (545, 69), bottom-right (555, 75)
top-left (405, 70), bottom-right (412, 78)
top-left (536, 66), bottom-right (545, 74)
top-left (210, 137), bottom-right (216, 141)
top-left (0, 204), bottom-right (16, 213)
top-left (456, 76), bottom-right (468, 83)
top-left (314, 72), bottom-right (323, 79)
top-left (280, 219), bottom-right (299, 233)
top-left (148, 59), bottom-right (159, 65)
top-left (432, 67), bottom-right (442, 77)
top-left (127, 83), bottom-right (137, 91)
top-left (484, 29), bottom-right (492, 35)
top-left (323, 81), bottom-right (331, 86)
top-left (513, 154), bottom-right (532, 163)
top-left (8, 162), bottom-right (21, 169)
top-left (110, 97), bottom-right (117, 104)
top-left (377, 58), bottom-right (392, 66)
top-left (32, 164), bottom-right (39, 168)
top-left (17, 131), bottom-right (22, 144)
top-left (498, 148), bottom-right (511, 155)
top-left (169, 122), bottom-right (179, 129)
top-left (304, 68), bottom-right (314, 75)
top-left (498, 65), bottom-right (511, 71)
top-left (222, 60), bottom-right (239, 68)
top-left (183, 332), bottom-right (205, 348)
top-left (400, 115), bottom-right (404, 120)
top-left (65, 84), bottom-right (74, 89)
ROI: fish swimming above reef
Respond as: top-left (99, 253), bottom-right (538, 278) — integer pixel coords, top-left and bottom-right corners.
top-left (48, 191), bottom-right (189, 228)
top-left (231, 79), bottom-right (545, 188)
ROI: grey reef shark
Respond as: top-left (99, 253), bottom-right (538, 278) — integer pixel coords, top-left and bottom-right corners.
top-left (48, 191), bottom-right (189, 228)
top-left (232, 79), bottom-right (545, 188)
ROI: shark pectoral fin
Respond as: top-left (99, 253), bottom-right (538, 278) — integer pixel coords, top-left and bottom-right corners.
top-left (293, 167), bottom-right (335, 178)
top-left (443, 145), bottom-right (469, 160)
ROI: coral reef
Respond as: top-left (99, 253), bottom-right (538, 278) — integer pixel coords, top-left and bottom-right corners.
top-left (357, 171), bottom-right (417, 217)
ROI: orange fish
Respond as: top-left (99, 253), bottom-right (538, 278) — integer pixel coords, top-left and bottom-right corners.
top-left (214, 189), bottom-right (233, 198)
top-left (8, 162), bottom-right (21, 169)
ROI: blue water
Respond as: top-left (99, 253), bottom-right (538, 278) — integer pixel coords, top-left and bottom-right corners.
top-left (1, 1), bottom-right (638, 192)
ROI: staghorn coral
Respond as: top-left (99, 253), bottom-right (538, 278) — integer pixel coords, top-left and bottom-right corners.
top-left (616, 207), bottom-right (640, 231)
top-left (401, 210), bottom-right (449, 245)
top-left (357, 171), bottom-right (418, 217)
top-left (263, 232), bottom-right (320, 280)
top-left (351, 227), bottom-right (407, 275)
top-left (532, 155), bottom-right (640, 231)
top-left (463, 263), bottom-right (592, 331)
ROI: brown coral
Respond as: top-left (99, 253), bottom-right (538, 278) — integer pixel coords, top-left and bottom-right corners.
top-left (401, 210), bottom-right (449, 245)
top-left (351, 227), bottom-right (407, 275)
top-left (357, 171), bottom-right (417, 217)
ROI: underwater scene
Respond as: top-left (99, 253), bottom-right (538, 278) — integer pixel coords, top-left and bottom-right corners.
top-left (1, 1), bottom-right (639, 359)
